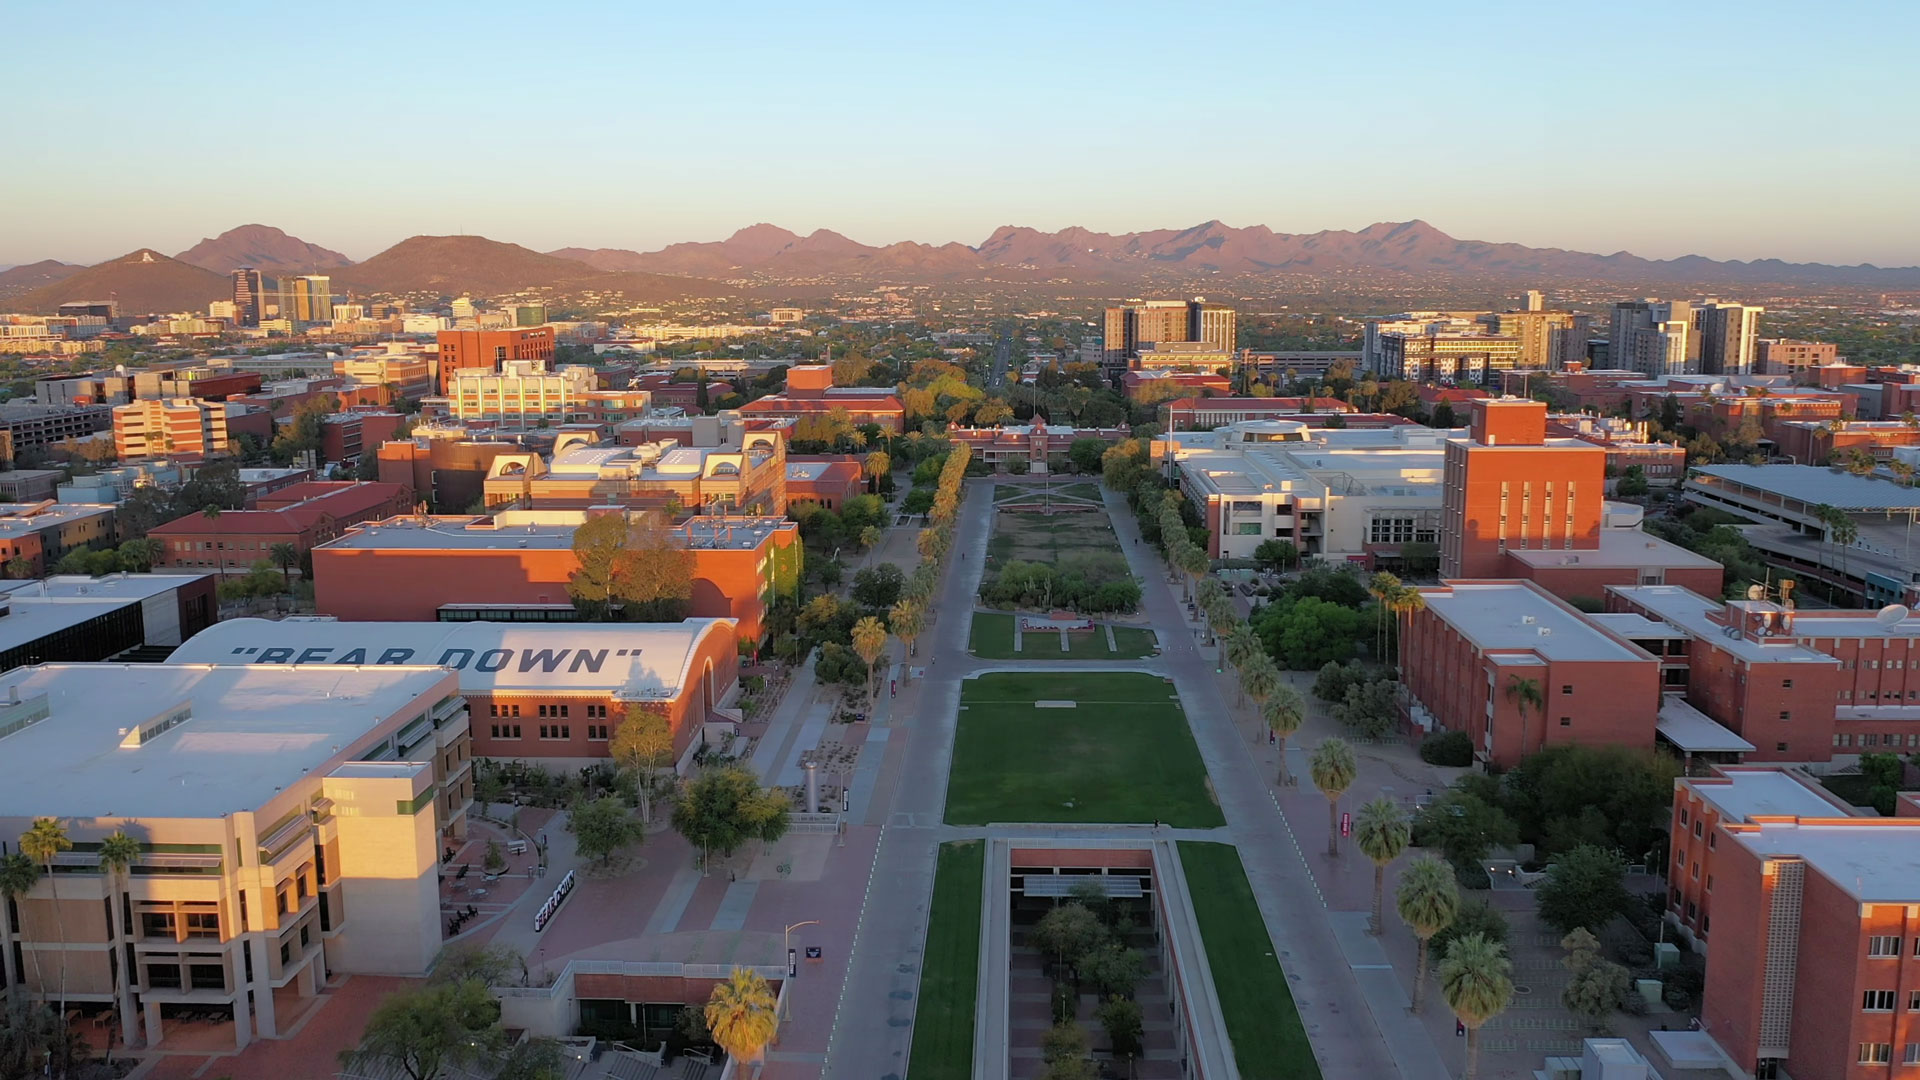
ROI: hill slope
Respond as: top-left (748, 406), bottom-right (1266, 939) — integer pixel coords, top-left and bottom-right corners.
top-left (11, 250), bottom-right (229, 315)
top-left (0, 260), bottom-right (84, 300)
top-left (174, 224), bottom-right (352, 274)
top-left (335, 235), bottom-right (731, 300)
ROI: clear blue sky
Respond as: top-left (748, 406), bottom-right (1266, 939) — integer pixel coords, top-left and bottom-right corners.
top-left (5, 0), bottom-right (1916, 267)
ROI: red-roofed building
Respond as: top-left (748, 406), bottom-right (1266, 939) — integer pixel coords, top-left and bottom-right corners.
top-left (149, 481), bottom-right (414, 577)
top-left (1160, 396), bottom-right (1362, 430)
top-left (737, 365), bottom-right (905, 432)
top-left (634, 374), bottom-right (732, 412)
top-left (786, 456), bottom-right (866, 509)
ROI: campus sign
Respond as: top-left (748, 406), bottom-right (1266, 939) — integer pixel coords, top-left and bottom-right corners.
top-left (225, 645), bottom-right (623, 674)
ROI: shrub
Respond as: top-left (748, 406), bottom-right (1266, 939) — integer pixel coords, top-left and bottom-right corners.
top-left (1420, 731), bottom-right (1474, 767)
top-left (1432, 896), bottom-right (1508, 960)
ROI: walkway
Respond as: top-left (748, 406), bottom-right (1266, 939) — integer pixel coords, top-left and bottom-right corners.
top-left (824, 479), bottom-right (1444, 1078)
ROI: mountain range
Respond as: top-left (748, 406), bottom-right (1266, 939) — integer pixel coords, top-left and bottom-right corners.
top-left (552, 220), bottom-right (1920, 286)
top-left (10, 220), bottom-right (1917, 314)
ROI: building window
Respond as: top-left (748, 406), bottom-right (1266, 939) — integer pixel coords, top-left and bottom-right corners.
top-left (1860, 1043), bottom-right (1892, 1065)
top-left (1906, 1044), bottom-right (1920, 1067)
top-left (1864, 990), bottom-right (1895, 1011)
top-left (1869, 935), bottom-right (1902, 957)
top-left (1561, 685), bottom-right (1573, 696)
top-left (1778, 710), bottom-right (1790, 721)
top-left (1559, 717), bottom-right (1570, 727)
top-left (1775, 741), bottom-right (1788, 752)
top-left (588, 724), bottom-right (609, 741)
top-left (539, 725), bottom-right (570, 740)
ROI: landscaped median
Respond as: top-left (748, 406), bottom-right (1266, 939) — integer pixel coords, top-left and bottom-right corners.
top-left (945, 671), bottom-right (1223, 827)
top-left (906, 840), bottom-right (986, 1080)
top-left (1178, 840), bottom-right (1322, 1080)
top-left (967, 611), bottom-right (1159, 660)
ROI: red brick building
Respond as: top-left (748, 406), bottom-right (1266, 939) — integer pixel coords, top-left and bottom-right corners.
top-left (1121, 369), bottom-right (1230, 402)
top-left (1398, 580), bottom-right (1662, 767)
top-left (1440, 399), bottom-right (1607, 579)
top-left (310, 511), bottom-right (800, 644)
top-left (435, 327), bottom-right (556, 393)
top-left (1161, 396), bottom-right (1358, 430)
top-left (319, 409), bottom-right (407, 466)
top-left (632, 373), bottom-right (731, 412)
top-left (150, 481), bottom-right (413, 576)
top-left (736, 365), bottom-right (905, 433)
top-left (167, 618), bottom-right (740, 764)
top-left (786, 456), bottom-right (866, 509)
top-left (942, 421), bottom-right (1130, 472)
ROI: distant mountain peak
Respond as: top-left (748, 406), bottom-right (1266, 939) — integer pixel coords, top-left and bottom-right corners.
top-left (174, 224), bottom-right (352, 274)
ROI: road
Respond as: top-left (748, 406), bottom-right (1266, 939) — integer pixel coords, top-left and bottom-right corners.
top-left (988, 323), bottom-right (1012, 389)
top-left (824, 480), bottom-right (1442, 1078)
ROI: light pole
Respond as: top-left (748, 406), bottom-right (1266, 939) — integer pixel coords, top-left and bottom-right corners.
top-left (782, 920), bottom-right (820, 1021)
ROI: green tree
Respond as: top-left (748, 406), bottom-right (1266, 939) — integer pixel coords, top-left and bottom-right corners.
top-left (704, 968), bottom-right (778, 1071)
top-left (609, 706), bottom-right (676, 824)
top-left (19, 818), bottom-right (70, 1015)
top-left (1354, 796), bottom-right (1411, 935)
top-left (1440, 933), bottom-right (1514, 1080)
top-left (1396, 854), bottom-right (1460, 1013)
top-left (567, 795), bottom-right (643, 867)
top-left (1536, 844), bottom-right (1630, 934)
top-left (672, 766), bottom-right (790, 872)
top-left (1559, 927), bottom-right (1630, 1032)
top-left (1041, 1021), bottom-right (1093, 1079)
top-left (1032, 903), bottom-right (1107, 978)
top-left (1432, 897), bottom-right (1510, 964)
top-left (115, 537), bottom-right (164, 573)
top-left (1096, 995), bottom-right (1144, 1059)
top-left (851, 563), bottom-right (905, 608)
top-left (850, 615), bottom-right (890, 712)
top-left (1067, 438), bottom-right (1108, 475)
top-left (1251, 537), bottom-right (1299, 572)
top-left (1412, 790), bottom-right (1520, 865)
top-left (1334, 678), bottom-right (1400, 738)
top-left (1310, 738), bottom-right (1358, 858)
top-left (339, 978), bottom-right (509, 1080)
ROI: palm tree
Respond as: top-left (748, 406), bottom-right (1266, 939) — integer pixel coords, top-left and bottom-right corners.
top-left (117, 537), bottom-right (164, 574)
top-left (1309, 738), bottom-right (1358, 858)
top-left (1354, 797), bottom-right (1411, 934)
top-left (1240, 661), bottom-right (1281, 731)
top-left (98, 831), bottom-right (139, 1044)
top-left (1368, 571), bottom-right (1401, 661)
top-left (1223, 624), bottom-right (1262, 674)
top-left (1504, 675), bottom-right (1543, 761)
top-left (268, 542), bottom-right (300, 590)
top-left (862, 450), bottom-right (891, 492)
top-left (705, 967), bottom-right (778, 1073)
top-left (1397, 854), bottom-right (1460, 1013)
top-left (850, 616), bottom-right (889, 713)
top-left (888, 598), bottom-right (925, 659)
top-left (1388, 585), bottom-right (1427, 669)
top-left (19, 819), bottom-right (71, 1016)
top-left (0, 853), bottom-right (43, 994)
top-left (1440, 933), bottom-right (1515, 1080)
top-left (1265, 685), bottom-right (1306, 786)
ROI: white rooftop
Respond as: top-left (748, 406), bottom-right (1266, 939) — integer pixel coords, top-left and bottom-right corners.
top-left (1504, 529), bottom-right (1722, 571)
top-left (0, 573), bottom-right (208, 654)
top-left (1732, 822), bottom-right (1920, 902)
top-left (0, 663), bottom-right (453, 820)
top-left (322, 514), bottom-right (580, 551)
top-left (0, 502), bottom-right (114, 540)
top-left (1656, 698), bottom-right (1756, 754)
top-left (168, 617), bottom-right (735, 698)
top-left (1683, 767), bottom-right (1849, 822)
top-left (1421, 583), bottom-right (1647, 662)
top-left (1606, 585), bottom-right (1841, 665)
top-left (1693, 464), bottom-right (1920, 513)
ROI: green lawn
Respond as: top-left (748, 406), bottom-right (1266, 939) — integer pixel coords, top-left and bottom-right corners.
top-left (946, 672), bottom-right (1222, 827)
top-left (907, 840), bottom-right (986, 1080)
top-left (1178, 842), bottom-right (1321, 1080)
top-left (968, 612), bottom-right (1159, 660)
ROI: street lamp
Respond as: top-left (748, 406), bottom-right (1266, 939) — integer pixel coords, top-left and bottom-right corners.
top-left (782, 920), bottom-right (821, 1021)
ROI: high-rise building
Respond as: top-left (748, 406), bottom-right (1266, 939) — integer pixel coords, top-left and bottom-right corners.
top-left (1478, 311), bottom-right (1578, 369)
top-left (1376, 330), bottom-right (1523, 381)
top-left (450, 296), bottom-right (477, 321)
top-left (1611, 299), bottom-right (1697, 376)
top-left (1522, 289), bottom-right (1545, 312)
top-left (1756, 339), bottom-right (1840, 376)
top-left (1696, 300), bottom-right (1765, 376)
top-left (279, 276), bottom-right (333, 325)
top-left (1101, 300), bottom-right (1234, 368)
top-left (230, 268), bottom-right (264, 328)
top-left (434, 327), bottom-right (556, 393)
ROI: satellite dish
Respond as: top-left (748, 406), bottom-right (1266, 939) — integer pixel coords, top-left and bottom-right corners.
top-left (1747, 584), bottom-right (1767, 601)
top-left (1878, 604), bottom-right (1910, 627)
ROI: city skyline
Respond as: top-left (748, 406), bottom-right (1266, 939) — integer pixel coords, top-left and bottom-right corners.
top-left (3, 0), bottom-right (1916, 267)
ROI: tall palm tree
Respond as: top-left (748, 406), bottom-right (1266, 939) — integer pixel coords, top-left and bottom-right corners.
top-left (0, 853), bottom-right (43, 994)
top-left (705, 967), bottom-right (778, 1073)
top-left (97, 831), bottom-right (139, 1044)
top-left (888, 599), bottom-right (925, 659)
top-left (19, 819), bottom-right (71, 1016)
top-left (850, 616), bottom-right (889, 713)
top-left (117, 537), bottom-right (164, 574)
top-left (1368, 571), bottom-right (1401, 661)
top-left (1397, 854), bottom-right (1460, 1013)
top-left (1354, 797), bottom-right (1411, 934)
top-left (1265, 685), bottom-right (1306, 786)
top-left (1223, 624), bottom-right (1262, 675)
top-left (1504, 675), bottom-right (1543, 761)
top-left (862, 450), bottom-right (890, 493)
top-left (1309, 738), bottom-right (1358, 858)
top-left (1388, 585), bottom-right (1427, 669)
top-left (1440, 933), bottom-right (1515, 1080)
